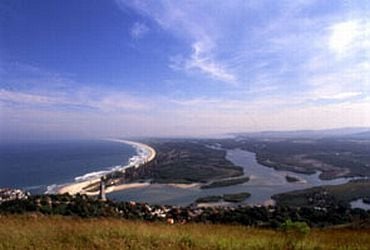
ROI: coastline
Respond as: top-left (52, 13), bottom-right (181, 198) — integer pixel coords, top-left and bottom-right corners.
top-left (107, 139), bottom-right (156, 164)
top-left (56, 139), bottom-right (156, 196)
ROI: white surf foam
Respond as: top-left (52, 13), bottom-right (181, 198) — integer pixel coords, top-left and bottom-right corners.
top-left (45, 140), bottom-right (152, 194)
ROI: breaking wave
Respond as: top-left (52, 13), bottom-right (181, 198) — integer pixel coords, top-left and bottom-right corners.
top-left (46, 141), bottom-right (151, 194)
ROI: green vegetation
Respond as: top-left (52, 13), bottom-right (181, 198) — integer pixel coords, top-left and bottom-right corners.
top-left (281, 219), bottom-right (310, 235)
top-left (285, 175), bottom-right (301, 183)
top-left (113, 137), bottom-right (370, 189)
top-left (2, 194), bottom-right (370, 228)
top-left (139, 140), bottom-right (244, 183)
top-left (200, 176), bottom-right (250, 189)
top-left (1, 215), bottom-right (370, 250)
top-left (280, 219), bottom-right (311, 249)
top-left (195, 195), bottom-right (222, 203)
top-left (217, 137), bottom-right (370, 179)
top-left (223, 192), bottom-right (251, 203)
top-left (273, 179), bottom-right (370, 208)
top-left (195, 192), bottom-right (251, 203)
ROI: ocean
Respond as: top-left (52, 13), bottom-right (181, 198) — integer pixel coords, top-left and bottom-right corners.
top-left (0, 140), bottom-right (136, 194)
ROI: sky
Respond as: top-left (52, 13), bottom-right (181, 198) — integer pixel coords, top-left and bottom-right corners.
top-left (0, 0), bottom-right (370, 140)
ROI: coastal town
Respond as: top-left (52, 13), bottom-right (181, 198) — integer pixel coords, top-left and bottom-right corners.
top-left (0, 188), bottom-right (29, 203)
top-left (1, 192), bottom-right (370, 229)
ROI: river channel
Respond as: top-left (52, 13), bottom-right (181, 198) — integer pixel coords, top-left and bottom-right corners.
top-left (108, 149), bottom-right (354, 206)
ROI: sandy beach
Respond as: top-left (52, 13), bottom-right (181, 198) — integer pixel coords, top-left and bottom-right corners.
top-left (56, 139), bottom-right (156, 196)
top-left (57, 179), bottom-right (100, 195)
top-left (111, 182), bottom-right (150, 192)
top-left (166, 183), bottom-right (201, 189)
top-left (107, 139), bottom-right (156, 164)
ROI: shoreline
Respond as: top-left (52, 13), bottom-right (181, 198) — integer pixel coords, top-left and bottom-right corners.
top-left (56, 139), bottom-right (156, 196)
top-left (107, 139), bottom-right (156, 164)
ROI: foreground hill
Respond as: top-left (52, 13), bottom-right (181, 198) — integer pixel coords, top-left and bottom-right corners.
top-left (1, 215), bottom-right (370, 250)
top-left (2, 194), bottom-right (370, 228)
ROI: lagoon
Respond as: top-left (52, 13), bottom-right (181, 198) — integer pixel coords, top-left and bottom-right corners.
top-left (108, 148), bottom-right (352, 205)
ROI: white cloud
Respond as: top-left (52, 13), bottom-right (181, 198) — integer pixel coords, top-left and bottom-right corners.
top-left (329, 19), bottom-right (370, 58)
top-left (130, 22), bottom-right (149, 39)
top-left (304, 49), bottom-right (370, 102)
top-left (89, 92), bottom-right (149, 111)
top-left (0, 89), bottom-right (69, 105)
top-left (163, 95), bottom-right (370, 134)
top-left (329, 20), bottom-right (360, 56)
top-left (0, 88), bottom-right (150, 112)
top-left (313, 91), bottom-right (362, 101)
top-left (117, 0), bottom-right (237, 83)
top-left (4, 3), bottom-right (370, 139)
top-left (2, 86), bottom-right (370, 139)
top-left (185, 42), bottom-right (236, 83)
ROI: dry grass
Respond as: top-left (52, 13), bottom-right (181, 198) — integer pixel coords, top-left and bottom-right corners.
top-left (0, 215), bottom-right (369, 249)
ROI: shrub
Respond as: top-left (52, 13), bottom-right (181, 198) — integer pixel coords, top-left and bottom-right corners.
top-left (280, 219), bottom-right (310, 249)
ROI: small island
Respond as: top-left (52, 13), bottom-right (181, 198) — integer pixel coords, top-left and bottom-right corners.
top-left (285, 175), bottom-right (301, 183)
top-left (223, 192), bottom-right (251, 203)
top-left (195, 195), bottom-right (223, 203)
top-left (201, 177), bottom-right (250, 189)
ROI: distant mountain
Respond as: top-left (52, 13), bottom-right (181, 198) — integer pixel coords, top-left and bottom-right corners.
top-left (234, 127), bottom-right (370, 139)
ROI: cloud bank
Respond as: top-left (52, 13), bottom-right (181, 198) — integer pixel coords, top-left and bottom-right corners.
top-left (1, 1), bottom-right (370, 140)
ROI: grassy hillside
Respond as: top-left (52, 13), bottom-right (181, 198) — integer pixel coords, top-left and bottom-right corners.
top-left (1, 215), bottom-right (370, 250)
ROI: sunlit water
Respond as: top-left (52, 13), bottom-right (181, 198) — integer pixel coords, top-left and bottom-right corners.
top-left (108, 149), bottom-right (353, 206)
top-left (350, 199), bottom-right (370, 210)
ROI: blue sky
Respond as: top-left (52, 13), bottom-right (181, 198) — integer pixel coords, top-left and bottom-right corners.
top-left (0, 0), bottom-right (370, 140)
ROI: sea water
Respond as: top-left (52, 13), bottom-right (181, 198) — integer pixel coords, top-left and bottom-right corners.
top-left (0, 140), bottom-right (136, 194)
